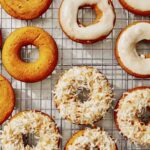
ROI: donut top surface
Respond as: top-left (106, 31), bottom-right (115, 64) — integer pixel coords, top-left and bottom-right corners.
top-left (67, 128), bottom-right (117, 150)
top-left (59, 0), bottom-right (115, 41)
top-left (54, 66), bottom-right (113, 125)
top-left (116, 87), bottom-right (150, 146)
top-left (0, 111), bottom-right (60, 150)
top-left (0, 75), bottom-right (15, 125)
top-left (122, 0), bottom-right (150, 12)
top-left (0, 0), bottom-right (52, 20)
top-left (116, 22), bottom-right (150, 77)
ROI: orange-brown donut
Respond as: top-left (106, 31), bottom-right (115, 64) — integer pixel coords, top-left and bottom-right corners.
top-left (119, 0), bottom-right (150, 16)
top-left (0, 0), bottom-right (52, 20)
top-left (59, 0), bottom-right (116, 44)
top-left (114, 87), bottom-right (150, 146)
top-left (0, 74), bottom-right (15, 125)
top-left (2, 26), bottom-right (58, 83)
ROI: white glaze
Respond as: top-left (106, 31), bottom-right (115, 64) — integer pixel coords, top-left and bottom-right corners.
top-left (59, 0), bottom-right (115, 41)
top-left (123, 0), bottom-right (150, 11)
top-left (116, 88), bottom-right (150, 146)
top-left (117, 22), bottom-right (150, 76)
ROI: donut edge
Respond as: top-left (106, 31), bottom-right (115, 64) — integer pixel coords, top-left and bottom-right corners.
top-left (0, 0), bottom-right (52, 20)
top-left (0, 30), bottom-right (2, 48)
top-left (114, 86), bottom-right (150, 145)
top-left (59, 0), bottom-right (116, 44)
top-left (64, 129), bottom-right (118, 150)
top-left (0, 75), bottom-right (15, 125)
top-left (115, 21), bottom-right (150, 78)
top-left (119, 0), bottom-right (150, 16)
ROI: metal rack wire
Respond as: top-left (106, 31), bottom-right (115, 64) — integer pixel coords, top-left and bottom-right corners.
top-left (0, 0), bottom-right (150, 149)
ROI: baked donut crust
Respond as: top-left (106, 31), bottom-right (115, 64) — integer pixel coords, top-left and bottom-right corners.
top-left (2, 26), bottom-right (58, 83)
top-left (0, 75), bottom-right (15, 125)
top-left (65, 128), bottom-right (118, 150)
top-left (0, 0), bottom-right (52, 20)
top-left (114, 87), bottom-right (150, 146)
top-left (119, 0), bottom-right (150, 16)
top-left (0, 110), bottom-right (60, 150)
top-left (115, 21), bottom-right (150, 78)
top-left (59, 0), bottom-right (116, 44)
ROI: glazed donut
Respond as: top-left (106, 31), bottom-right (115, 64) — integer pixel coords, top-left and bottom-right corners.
top-left (59, 0), bottom-right (115, 44)
top-left (54, 66), bottom-right (113, 125)
top-left (0, 111), bottom-right (60, 150)
top-left (0, 0), bottom-right (52, 20)
top-left (115, 21), bottom-right (150, 78)
top-left (119, 0), bottom-right (150, 16)
top-left (65, 128), bottom-right (117, 150)
top-left (0, 30), bottom-right (2, 48)
top-left (2, 27), bottom-right (58, 83)
top-left (114, 87), bottom-right (150, 146)
top-left (0, 75), bottom-right (15, 125)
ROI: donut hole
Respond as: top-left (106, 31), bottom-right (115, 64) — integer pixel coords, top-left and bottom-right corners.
top-left (137, 107), bottom-right (150, 125)
top-left (136, 40), bottom-right (150, 59)
top-left (77, 87), bottom-right (90, 103)
top-left (21, 45), bottom-right (39, 63)
top-left (78, 5), bottom-right (102, 27)
top-left (23, 133), bottom-right (38, 147)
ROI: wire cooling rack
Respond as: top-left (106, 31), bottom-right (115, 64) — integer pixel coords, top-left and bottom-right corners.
top-left (0, 0), bottom-right (150, 149)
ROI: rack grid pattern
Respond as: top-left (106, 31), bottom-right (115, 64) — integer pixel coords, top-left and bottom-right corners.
top-left (0, 0), bottom-right (150, 149)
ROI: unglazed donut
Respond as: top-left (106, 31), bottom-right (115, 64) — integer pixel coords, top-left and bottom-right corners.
top-left (0, 75), bottom-right (15, 125)
top-left (59, 0), bottom-right (115, 44)
top-left (115, 87), bottom-right (150, 146)
top-left (0, 111), bottom-right (60, 150)
top-left (65, 128), bottom-right (117, 150)
top-left (119, 0), bottom-right (150, 16)
top-left (0, 0), bottom-right (52, 20)
top-left (54, 66), bottom-right (113, 125)
top-left (115, 22), bottom-right (150, 78)
top-left (2, 27), bottom-right (58, 83)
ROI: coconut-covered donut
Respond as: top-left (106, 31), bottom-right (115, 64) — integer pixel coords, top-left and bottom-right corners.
top-left (115, 21), bottom-right (150, 78)
top-left (0, 0), bottom-right (52, 20)
top-left (65, 128), bottom-right (117, 150)
top-left (114, 87), bottom-right (150, 146)
top-left (54, 66), bottom-right (113, 125)
top-left (2, 26), bottom-right (58, 83)
top-left (119, 0), bottom-right (150, 16)
top-left (0, 75), bottom-right (15, 125)
top-left (0, 111), bottom-right (60, 150)
top-left (59, 0), bottom-right (115, 44)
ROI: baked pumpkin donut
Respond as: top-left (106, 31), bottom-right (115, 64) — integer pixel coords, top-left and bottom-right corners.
top-left (2, 27), bottom-right (58, 83)
top-left (115, 21), bottom-right (150, 78)
top-left (54, 66), bottom-right (113, 125)
top-left (65, 128), bottom-right (118, 150)
top-left (119, 0), bottom-right (150, 16)
top-left (0, 110), bottom-right (60, 150)
top-left (59, 0), bottom-right (116, 44)
top-left (0, 0), bottom-right (52, 20)
top-left (114, 87), bottom-right (150, 146)
top-left (0, 74), bottom-right (15, 125)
